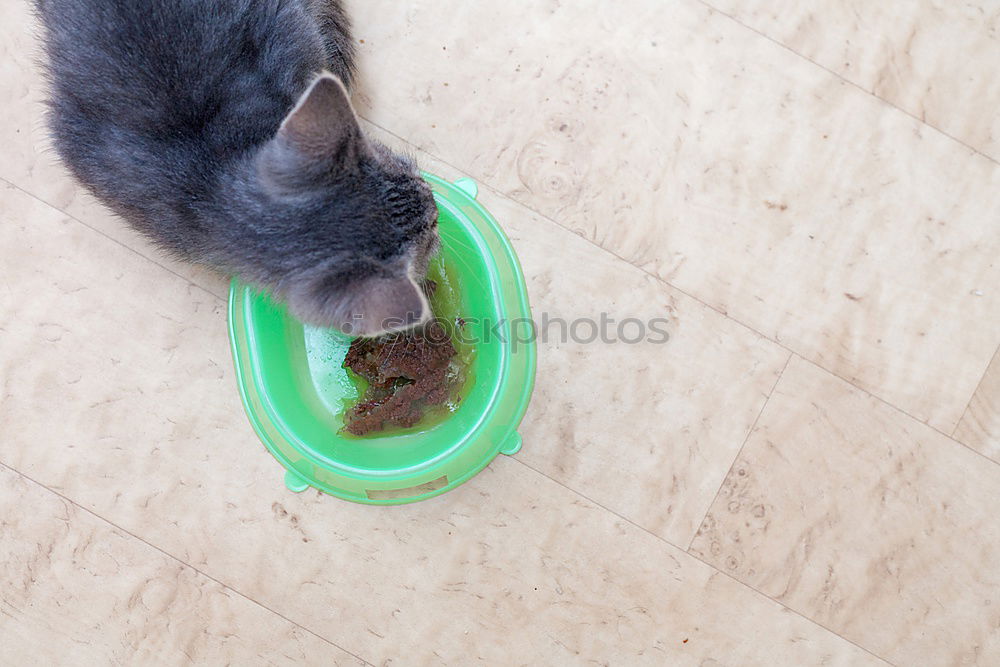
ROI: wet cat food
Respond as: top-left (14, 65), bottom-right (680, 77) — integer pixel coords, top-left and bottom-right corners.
top-left (341, 315), bottom-right (459, 436)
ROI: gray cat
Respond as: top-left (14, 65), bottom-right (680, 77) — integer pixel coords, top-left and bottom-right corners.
top-left (34, 0), bottom-right (439, 335)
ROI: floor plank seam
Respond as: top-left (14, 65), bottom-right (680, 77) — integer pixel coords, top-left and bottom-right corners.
top-left (0, 177), bottom-right (224, 303)
top-left (693, 0), bottom-right (1000, 168)
top-left (796, 355), bottom-right (1000, 467)
top-left (684, 351), bottom-right (793, 553)
top-left (510, 455), bottom-right (892, 666)
top-left (950, 341), bottom-right (1000, 438)
top-left (0, 460), bottom-right (376, 667)
top-left (682, 550), bottom-right (898, 667)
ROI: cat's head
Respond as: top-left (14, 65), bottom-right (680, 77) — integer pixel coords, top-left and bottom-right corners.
top-left (253, 72), bottom-right (440, 337)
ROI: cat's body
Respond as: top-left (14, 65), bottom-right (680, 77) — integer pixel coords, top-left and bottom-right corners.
top-left (35, 0), bottom-right (438, 335)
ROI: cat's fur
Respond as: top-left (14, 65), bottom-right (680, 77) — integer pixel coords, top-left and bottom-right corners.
top-left (34, 0), bottom-right (439, 335)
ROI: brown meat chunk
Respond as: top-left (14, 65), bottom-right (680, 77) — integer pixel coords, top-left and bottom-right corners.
top-left (342, 320), bottom-right (458, 436)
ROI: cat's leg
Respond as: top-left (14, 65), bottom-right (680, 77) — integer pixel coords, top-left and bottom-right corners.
top-left (305, 0), bottom-right (356, 88)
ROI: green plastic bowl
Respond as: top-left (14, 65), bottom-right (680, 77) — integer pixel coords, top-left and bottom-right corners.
top-left (227, 174), bottom-right (536, 504)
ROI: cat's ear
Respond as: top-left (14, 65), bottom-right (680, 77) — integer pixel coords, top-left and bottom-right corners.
top-left (288, 262), bottom-right (431, 337)
top-left (258, 72), bottom-right (369, 185)
top-left (280, 72), bottom-right (367, 162)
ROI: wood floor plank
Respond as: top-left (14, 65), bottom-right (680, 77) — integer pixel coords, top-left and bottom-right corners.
top-left (0, 467), bottom-right (364, 667)
top-left (702, 0), bottom-right (1000, 161)
top-left (691, 356), bottom-right (1000, 665)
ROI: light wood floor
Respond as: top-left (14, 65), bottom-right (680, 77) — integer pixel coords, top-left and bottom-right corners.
top-left (2, 1), bottom-right (999, 664)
